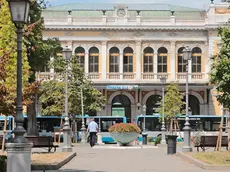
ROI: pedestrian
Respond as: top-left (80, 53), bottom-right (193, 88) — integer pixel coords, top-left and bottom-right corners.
top-left (87, 118), bottom-right (98, 147)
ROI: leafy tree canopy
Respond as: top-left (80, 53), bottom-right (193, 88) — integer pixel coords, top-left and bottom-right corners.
top-left (0, 0), bottom-right (30, 115)
top-left (40, 55), bottom-right (106, 116)
top-left (157, 82), bottom-right (184, 123)
top-left (210, 21), bottom-right (230, 109)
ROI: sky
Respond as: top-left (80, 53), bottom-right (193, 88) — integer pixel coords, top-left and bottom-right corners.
top-left (48, 0), bottom-right (222, 9)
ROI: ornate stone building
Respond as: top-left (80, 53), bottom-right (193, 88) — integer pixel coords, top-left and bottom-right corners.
top-left (38, 1), bottom-right (230, 122)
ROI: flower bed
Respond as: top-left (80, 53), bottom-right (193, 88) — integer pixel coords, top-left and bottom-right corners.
top-left (108, 123), bottom-right (141, 133)
top-left (109, 123), bottom-right (141, 145)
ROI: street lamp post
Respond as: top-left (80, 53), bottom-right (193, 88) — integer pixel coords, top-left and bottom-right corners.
top-left (143, 105), bottom-right (146, 132)
top-left (97, 108), bottom-right (104, 144)
top-left (6, 1), bottom-right (33, 172)
top-left (160, 76), bottom-right (167, 145)
top-left (182, 46), bottom-right (193, 152)
top-left (142, 105), bottom-right (148, 145)
top-left (80, 87), bottom-right (87, 144)
top-left (62, 47), bottom-right (73, 152)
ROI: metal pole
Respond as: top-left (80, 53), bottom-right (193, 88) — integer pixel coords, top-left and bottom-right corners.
top-left (12, 26), bottom-right (27, 143)
top-left (143, 109), bottom-right (146, 132)
top-left (62, 59), bottom-right (72, 152)
top-left (182, 61), bottom-right (192, 152)
top-left (98, 111), bottom-right (101, 133)
top-left (81, 87), bottom-right (86, 144)
top-left (160, 86), bottom-right (166, 144)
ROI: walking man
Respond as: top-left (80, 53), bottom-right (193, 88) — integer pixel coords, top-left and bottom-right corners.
top-left (87, 118), bottom-right (98, 147)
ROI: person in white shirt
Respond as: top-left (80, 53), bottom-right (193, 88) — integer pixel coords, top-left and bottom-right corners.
top-left (87, 118), bottom-right (98, 147)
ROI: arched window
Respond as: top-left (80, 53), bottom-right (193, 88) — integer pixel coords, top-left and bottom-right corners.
top-left (157, 47), bottom-right (168, 73)
top-left (89, 47), bottom-right (99, 73)
top-left (109, 47), bottom-right (119, 73)
top-left (177, 47), bottom-right (186, 73)
top-left (75, 47), bottom-right (85, 70)
top-left (123, 47), bottom-right (133, 73)
top-left (143, 47), bottom-right (154, 73)
top-left (192, 47), bottom-right (202, 73)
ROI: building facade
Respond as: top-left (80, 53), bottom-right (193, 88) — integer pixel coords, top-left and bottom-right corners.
top-left (38, 1), bottom-right (230, 122)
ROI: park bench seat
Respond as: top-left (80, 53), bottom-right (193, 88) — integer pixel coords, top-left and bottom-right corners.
top-left (195, 135), bottom-right (228, 151)
top-left (26, 136), bottom-right (58, 152)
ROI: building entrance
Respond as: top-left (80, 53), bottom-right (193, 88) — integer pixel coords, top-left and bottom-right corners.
top-left (112, 95), bottom-right (131, 123)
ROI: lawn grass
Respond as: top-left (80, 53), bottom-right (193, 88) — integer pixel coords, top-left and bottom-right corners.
top-left (188, 151), bottom-right (230, 165)
top-left (0, 152), bottom-right (72, 165)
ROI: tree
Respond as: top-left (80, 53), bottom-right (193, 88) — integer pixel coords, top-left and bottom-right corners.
top-left (0, 0), bottom-right (30, 115)
top-left (210, 21), bottom-right (230, 109)
top-left (24, 0), bottom-right (61, 82)
top-left (40, 55), bottom-right (106, 116)
top-left (157, 82), bottom-right (184, 127)
top-left (23, 0), bottom-right (62, 135)
top-left (39, 80), bottom-right (65, 116)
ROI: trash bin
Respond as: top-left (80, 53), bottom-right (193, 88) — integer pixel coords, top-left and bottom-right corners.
top-left (167, 135), bottom-right (178, 155)
top-left (142, 133), bottom-right (148, 145)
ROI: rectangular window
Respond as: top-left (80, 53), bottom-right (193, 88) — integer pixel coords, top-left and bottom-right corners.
top-left (192, 55), bottom-right (201, 73)
top-left (109, 55), bottom-right (119, 73)
top-left (89, 55), bottom-right (98, 73)
top-left (178, 55), bottom-right (187, 73)
top-left (143, 55), bottom-right (153, 73)
top-left (76, 55), bottom-right (85, 71)
top-left (123, 55), bottom-right (133, 73)
top-left (157, 55), bottom-right (167, 73)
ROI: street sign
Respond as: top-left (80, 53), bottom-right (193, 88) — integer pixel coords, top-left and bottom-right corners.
top-left (106, 85), bottom-right (139, 90)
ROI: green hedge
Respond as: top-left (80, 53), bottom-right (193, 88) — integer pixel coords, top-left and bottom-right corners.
top-left (0, 156), bottom-right (7, 172)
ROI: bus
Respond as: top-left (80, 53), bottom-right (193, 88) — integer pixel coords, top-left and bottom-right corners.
top-left (136, 114), bottom-right (227, 141)
top-left (23, 115), bottom-right (127, 143)
top-left (0, 116), bottom-right (14, 140)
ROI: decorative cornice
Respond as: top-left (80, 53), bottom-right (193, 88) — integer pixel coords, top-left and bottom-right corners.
top-left (45, 25), bottom-right (211, 31)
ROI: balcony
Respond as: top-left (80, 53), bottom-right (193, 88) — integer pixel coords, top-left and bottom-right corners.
top-left (36, 72), bottom-right (208, 84)
top-left (43, 15), bottom-right (206, 27)
top-left (107, 73), bottom-right (136, 80)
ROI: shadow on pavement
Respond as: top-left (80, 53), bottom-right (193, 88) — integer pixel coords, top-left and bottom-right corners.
top-left (58, 170), bottom-right (106, 172)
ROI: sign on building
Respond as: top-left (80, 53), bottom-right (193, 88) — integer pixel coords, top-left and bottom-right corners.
top-left (106, 85), bottom-right (139, 90)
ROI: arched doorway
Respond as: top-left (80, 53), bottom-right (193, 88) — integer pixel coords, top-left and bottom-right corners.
top-left (146, 95), bottom-right (162, 115)
top-left (112, 95), bottom-right (131, 122)
top-left (182, 95), bottom-right (200, 115)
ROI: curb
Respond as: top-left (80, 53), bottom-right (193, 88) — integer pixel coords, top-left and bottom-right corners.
top-left (176, 152), bottom-right (230, 170)
top-left (31, 152), bottom-right (76, 170)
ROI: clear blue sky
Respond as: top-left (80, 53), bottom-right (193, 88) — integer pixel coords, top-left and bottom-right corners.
top-left (48, 0), bottom-right (222, 9)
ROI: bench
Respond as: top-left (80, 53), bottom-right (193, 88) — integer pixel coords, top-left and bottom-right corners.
top-left (26, 136), bottom-right (59, 152)
top-left (195, 135), bottom-right (228, 151)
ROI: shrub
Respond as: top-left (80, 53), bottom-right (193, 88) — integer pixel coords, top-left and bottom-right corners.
top-left (148, 137), bottom-right (153, 142)
top-left (0, 155), bottom-right (7, 172)
top-left (108, 123), bottom-right (141, 133)
top-left (154, 136), bottom-right (161, 146)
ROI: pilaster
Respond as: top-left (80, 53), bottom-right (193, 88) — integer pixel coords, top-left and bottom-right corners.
top-left (119, 53), bottom-right (123, 79)
top-left (170, 41), bottom-right (176, 80)
top-left (154, 52), bottom-right (158, 79)
top-left (85, 53), bottom-right (89, 74)
top-left (102, 41), bottom-right (107, 80)
top-left (135, 40), bottom-right (142, 80)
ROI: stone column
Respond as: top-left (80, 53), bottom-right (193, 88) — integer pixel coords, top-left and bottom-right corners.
top-left (170, 41), bottom-right (176, 80)
top-left (6, 143), bottom-right (33, 172)
top-left (85, 53), bottom-right (89, 74)
top-left (188, 59), bottom-right (192, 81)
top-left (154, 52), bottom-right (158, 80)
top-left (131, 104), bottom-right (136, 122)
top-left (106, 104), bottom-right (112, 116)
top-left (135, 41), bottom-right (142, 80)
top-left (119, 53), bottom-right (123, 79)
top-left (50, 56), bottom-right (55, 80)
top-left (102, 41), bottom-right (107, 80)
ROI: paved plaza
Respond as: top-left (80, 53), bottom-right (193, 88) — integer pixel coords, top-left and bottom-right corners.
top-left (32, 144), bottom-right (229, 172)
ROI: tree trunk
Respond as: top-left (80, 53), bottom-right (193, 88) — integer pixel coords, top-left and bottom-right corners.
top-left (27, 96), bottom-right (38, 136)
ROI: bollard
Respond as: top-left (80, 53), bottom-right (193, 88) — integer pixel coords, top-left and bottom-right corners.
top-left (167, 135), bottom-right (178, 154)
top-left (142, 133), bottom-right (148, 145)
